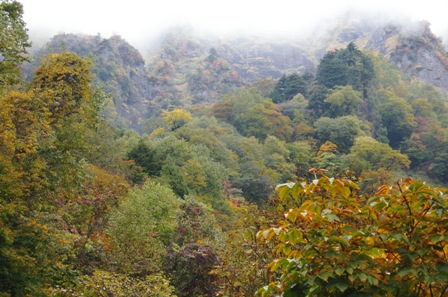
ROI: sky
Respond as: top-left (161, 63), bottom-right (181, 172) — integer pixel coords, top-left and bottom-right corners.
top-left (19, 0), bottom-right (448, 52)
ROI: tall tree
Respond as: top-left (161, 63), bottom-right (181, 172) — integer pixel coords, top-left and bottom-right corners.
top-left (316, 42), bottom-right (374, 98)
top-left (324, 85), bottom-right (363, 118)
top-left (270, 73), bottom-right (309, 103)
top-left (343, 136), bottom-right (410, 175)
top-left (106, 180), bottom-right (180, 276)
top-left (375, 89), bottom-right (416, 148)
top-left (306, 85), bottom-right (331, 119)
top-left (313, 115), bottom-right (368, 153)
top-left (0, 0), bottom-right (31, 88)
top-left (0, 52), bottom-right (100, 295)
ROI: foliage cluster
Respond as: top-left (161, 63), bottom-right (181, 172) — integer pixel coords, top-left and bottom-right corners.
top-left (258, 172), bottom-right (448, 297)
top-left (1, 3), bottom-right (448, 296)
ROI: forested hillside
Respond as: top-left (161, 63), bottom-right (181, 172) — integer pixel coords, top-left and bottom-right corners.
top-left (2, 1), bottom-right (448, 296)
top-left (25, 18), bottom-right (448, 132)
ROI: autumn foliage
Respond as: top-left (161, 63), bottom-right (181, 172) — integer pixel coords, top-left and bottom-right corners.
top-left (258, 170), bottom-right (448, 296)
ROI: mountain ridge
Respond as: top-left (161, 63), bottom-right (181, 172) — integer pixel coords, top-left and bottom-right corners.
top-left (25, 17), bottom-right (448, 132)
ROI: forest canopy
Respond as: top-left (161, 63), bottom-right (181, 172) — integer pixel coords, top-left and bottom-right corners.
top-left (1, 1), bottom-right (448, 296)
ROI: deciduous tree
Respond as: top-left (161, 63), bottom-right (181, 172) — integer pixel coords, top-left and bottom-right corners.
top-left (258, 173), bottom-right (448, 296)
top-left (0, 0), bottom-right (30, 88)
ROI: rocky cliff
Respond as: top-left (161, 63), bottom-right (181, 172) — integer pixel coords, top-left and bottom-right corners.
top-left (27, 17), bottom-right (448, 132)
top-left (27, 34), bottom-right (157, 132)
top-left (304, 18), bottom-right (448, 91)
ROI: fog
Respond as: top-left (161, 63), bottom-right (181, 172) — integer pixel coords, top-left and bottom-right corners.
top-left (20, 0), bottom-right (448, 52)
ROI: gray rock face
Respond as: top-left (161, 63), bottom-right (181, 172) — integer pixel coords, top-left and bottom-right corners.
top-left (216, 39), bottom-right (315, 81)
top-left (28, 19), bottom-right (448, 132)
top-left (388, 26), bottom-right (448, 91)
top-left (311, 20), bottom-right (448, 91)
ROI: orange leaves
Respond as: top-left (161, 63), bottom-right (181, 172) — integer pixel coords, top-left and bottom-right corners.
top-left (258, 174), bottom-right (448, 296)
top-left (317, 140), bottom-right (339, 157)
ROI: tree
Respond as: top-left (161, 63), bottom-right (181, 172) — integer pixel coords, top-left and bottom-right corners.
top-left (162, 108), bottom-right (192, 131)
top-left (207, 47), bottom-right (218, 63)
top-left (316, 51), bottom-right (348, 89)
top-left (344, 136), bottom-right (410, 173)
top-left (233, 161), bottom-right (273, 204)
top-left (316, 42), bottom-right (374, 98)
top-left (210, 99), bottom-right (234, 123)
top-left (179, 147), bottom-right (228, 204)
top-left (127, 140), bottom-right (163, 177)
top-left (263, 136), bottom-right (297, 182)
top-left (0, 0), bottom-right (31, 88)
top-left (324, 85), bottom-right (363, 118)
top-left (106, 180), bottom-right (180, 276)
top-left (307, 85), bottom-right (331, 119)
top-left (224, 87), bottom-right (266, 118)
top-left (69, 165), bottom-right (130, 272)
top-left (270, 74), bottom-right (309, 103)
top-left (278, 93), bottom-right (308, 121)
top-left (165, 198), bottom-right (223, 297)
top-left (234, 100), bottom-right (293, 141)
top-left (258, 173), bottom-right (448, 296)
top-left (228, 136), bottom-right (274, 203)
top-left (31, 52), bottom-right (96, 125)
top-left (317, 141), bottom-right (339, 157)
top-left (216, 200), bottom-right (276, 296)
top-left (403, 123), bottom-right (448, 183)
top-left (0, 52), bottom-right (101, 295)
top-left (313, 115), bottom-right (369, 153)
top-left (59, 270), bottom-right (176, 297)
top-left (287, 141), bottom-right (315, 178)
top-left (165, 242), bottom-right (219, 297)
top-left (375, 89), bottom-right (416, 148)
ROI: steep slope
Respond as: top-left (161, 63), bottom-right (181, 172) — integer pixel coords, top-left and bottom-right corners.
top-left (26, 17), bottom-right (448, 132)
top-left (212, 36), bottom-right (315, 80)
top-left (387, 23), bottom-right (448, 91)
top-left (147, 20), bottom-right (448, 93)
top-left (26, 34), bottom-right (156, 131)
top-left (144, 28), bottom-right (245, 107)
top-left (93, 35), bottom-right (154, 131)
top-left (305, 17), bottom-right (448, 91)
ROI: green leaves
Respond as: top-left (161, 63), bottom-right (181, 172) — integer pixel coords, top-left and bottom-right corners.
top-left (260, 176), bottom-right (448, 296)
top-left (0, 0), bottom-right (31, 87)
top-left (288, 229), bottom-right (303, 245)
top-left (106, 180), bottom-right (180, 275)
top-left (316, 42), bottom-right (374, 97)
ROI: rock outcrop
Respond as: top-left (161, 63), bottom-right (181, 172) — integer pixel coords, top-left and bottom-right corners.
top-left (26, 18), bottom-right (448, 132)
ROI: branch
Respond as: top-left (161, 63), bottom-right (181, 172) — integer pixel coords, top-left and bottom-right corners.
top-left (396, 181), bottom-right (414, 240)
top-left (379, 235), bottom-right (401, 263)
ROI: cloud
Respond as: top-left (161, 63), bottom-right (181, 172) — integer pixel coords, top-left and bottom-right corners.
top-left (21, 0), bottom-right (448, 51)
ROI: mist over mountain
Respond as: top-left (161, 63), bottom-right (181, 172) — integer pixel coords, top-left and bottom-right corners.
top-left (6, 3), bottom-right (448, 294)
top-left (25, 15), bottom-right (448, 132)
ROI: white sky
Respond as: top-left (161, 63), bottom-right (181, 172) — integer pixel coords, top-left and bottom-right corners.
top-left (19, 0), bottom-right (448, 51)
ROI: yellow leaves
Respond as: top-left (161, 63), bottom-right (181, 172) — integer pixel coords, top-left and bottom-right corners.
top-left (377, 227), bottom-right (389, 234)
top-left (0, 106), bottom-right (17, 156)
top-left (31, 52), bottom-right (95, 127)
top-left (181, 158), bottom-right (207, 188)
top-left (265, 174), bottom-right (448, 295)
top-left (149, 127), bottom-right (165, 139)
top-left (298, 200), bottom-right (313, 214)
top-left (376, 184), bottom-right (391, 195)
top-left (317, 141), bottom-right (339, 156)
top-left (161, 108), bottom-right (192, 131)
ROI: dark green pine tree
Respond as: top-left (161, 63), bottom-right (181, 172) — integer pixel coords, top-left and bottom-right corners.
top-left (306, 85), bottom-right (331, 119)
top-left (316, 42), bottom-right (374, 98)
top-left (127, 141), bottom-right (162, 177)
top-left (271, 73), bottom-right (309, 103)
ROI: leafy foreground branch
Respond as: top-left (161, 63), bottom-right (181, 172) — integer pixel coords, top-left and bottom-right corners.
top-left (258, 170), bottom-right (448, 297)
